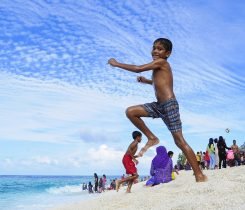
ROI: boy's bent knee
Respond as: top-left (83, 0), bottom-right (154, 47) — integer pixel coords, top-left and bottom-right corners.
top-left (125, 107), bottom-right (134, 118)
top-left (126, 105), bottom-right (148, 118)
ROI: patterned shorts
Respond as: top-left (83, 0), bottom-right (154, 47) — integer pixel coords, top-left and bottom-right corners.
top-left (142, 98), bottom-right (182, 133)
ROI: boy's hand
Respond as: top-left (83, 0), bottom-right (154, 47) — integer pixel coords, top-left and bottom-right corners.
top-left (137, 76), bottom-right (147, 83)
top-left (134, 159), bottom-right (139, 165)
top-left (108, 58), bottom-right (118, 67)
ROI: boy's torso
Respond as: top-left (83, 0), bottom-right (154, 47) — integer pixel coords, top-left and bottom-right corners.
top-left (152, 63), bottom-right (174, 103)
top-left (125, 141), bottom-right (138, 156)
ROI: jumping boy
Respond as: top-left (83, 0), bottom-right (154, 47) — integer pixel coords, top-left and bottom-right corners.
top-left (108, 38), bottom-right (207, 182)
top-left (116, 131), bottom-right (142, 193)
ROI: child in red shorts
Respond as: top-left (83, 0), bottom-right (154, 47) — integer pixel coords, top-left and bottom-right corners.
top-left (116, 131), bottom-right (142, 193)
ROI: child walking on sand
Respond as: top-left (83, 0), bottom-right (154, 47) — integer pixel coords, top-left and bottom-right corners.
top-left (108, 38), bottom-right (207, 182)
top-left (116, 131), bottom-right (142, 193)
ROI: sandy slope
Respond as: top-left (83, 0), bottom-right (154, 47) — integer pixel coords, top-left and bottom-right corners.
top-left (53, 166), bottom-right (245, 210)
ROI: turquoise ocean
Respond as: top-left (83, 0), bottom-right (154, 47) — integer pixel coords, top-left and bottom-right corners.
top-left (0, 175), bottom-right (122, 210)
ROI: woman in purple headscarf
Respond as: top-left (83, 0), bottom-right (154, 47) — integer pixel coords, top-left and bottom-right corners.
top-left (146, 146), bottom-right (173, 186)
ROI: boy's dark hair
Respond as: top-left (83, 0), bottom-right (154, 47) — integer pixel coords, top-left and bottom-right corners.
top-left (154, 38), bottom-right (172, 52)
top-left (168, 151), bottom-right (174, 157)
top-left (132, 131), bottom-right (142, 139)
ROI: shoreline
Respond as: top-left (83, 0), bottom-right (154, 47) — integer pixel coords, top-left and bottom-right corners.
top-left (53, 166), bottom-right (245, 210)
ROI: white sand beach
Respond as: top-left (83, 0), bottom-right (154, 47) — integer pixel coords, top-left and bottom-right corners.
top-left (54, 166), bottom-right (245, 210)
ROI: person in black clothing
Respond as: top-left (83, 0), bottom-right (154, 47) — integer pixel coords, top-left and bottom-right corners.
top-left (217, 136), bottom-right (231, 169)
top-left (88, 181), bottom-right (93, 193)
top-left (94, 173), bottom-right (99, 193)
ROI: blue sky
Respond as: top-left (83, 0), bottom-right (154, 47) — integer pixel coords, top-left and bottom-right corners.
top-left (0, 0), bottom-right (244, 175)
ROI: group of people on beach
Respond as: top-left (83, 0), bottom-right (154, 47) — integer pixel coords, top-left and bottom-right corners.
top-left (108, 37), bottom-right (207, 193)
top-left (84, 173), bottom-right (108, 194)
top-left (84, 173), bottom-right (150, 194)
top-left (201, 137), bottom-right (244, 169)
top-left (176, 137), bottom-right (244, 171)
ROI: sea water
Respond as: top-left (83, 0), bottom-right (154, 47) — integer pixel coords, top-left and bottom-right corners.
top-left (0, 175), bottom-right (121, 210)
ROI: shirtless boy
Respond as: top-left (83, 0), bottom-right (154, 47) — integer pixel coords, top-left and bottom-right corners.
top-left (116, 131), bottom-right (142, 193)
top-left (108, 38), bottom-right (207, 182)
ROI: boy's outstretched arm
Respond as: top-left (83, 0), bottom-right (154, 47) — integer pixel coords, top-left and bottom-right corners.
top-left (108, 58), bottom-right (164, 73)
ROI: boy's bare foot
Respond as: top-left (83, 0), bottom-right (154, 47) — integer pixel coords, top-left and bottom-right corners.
top-left (137, 138), bottom-right (159, 157)
top-left (116, 180), bottom-right (121, 192)
top-left (196, 174), bottom-right (208, 182)
top-left (126, 190), bottom-right (131, 193)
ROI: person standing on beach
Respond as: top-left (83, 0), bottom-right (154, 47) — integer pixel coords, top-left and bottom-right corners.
top-left (217, 136), bottom-right (230, 169)
top-left (231, 140), bottom-right (240, 166)
top-left (108, 38), bottom-right (207, 182)
top-left (94, 173), bottom-right (99, 193)
top-left (102, 174), bottom-right (107, 192)
top-left (200, 151), bottom-right (205, 170)
top-left (204, 151), bottom-right (210, 170)
top-left (214, 138), bottom-right (219, 169)
top-left (116, 131), bottom-right (142, 193)
top-left (98, 177), bottom-right (103, 193)
top-left (206, 138), bottom-right (215, 170)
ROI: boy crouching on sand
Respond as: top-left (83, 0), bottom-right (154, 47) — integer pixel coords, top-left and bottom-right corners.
top-left (116, 131), bottom-right (142, 193)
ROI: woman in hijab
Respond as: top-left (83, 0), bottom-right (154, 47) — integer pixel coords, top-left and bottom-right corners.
top-left (146, 146), bottom-right (173, 186)
top-left (217, 136), bottom-right (231, 169)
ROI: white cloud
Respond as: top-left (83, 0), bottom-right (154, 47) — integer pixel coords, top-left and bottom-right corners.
top-left (0, 72), bottom-right (152, 144)
top-left (33, 156), bottom-right (59, 165)
top-left (87, 144), bottom-right (123, 162)
top-left (2, 158), bottom-right (14, 167)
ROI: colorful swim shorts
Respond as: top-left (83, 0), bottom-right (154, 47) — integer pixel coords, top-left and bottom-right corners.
top-left (142, 98), bottom-right (182, 133)
top-left (122, 154), bottom-right (137, 175)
